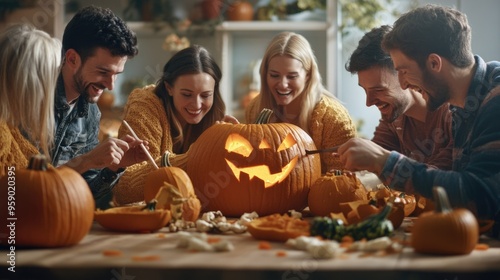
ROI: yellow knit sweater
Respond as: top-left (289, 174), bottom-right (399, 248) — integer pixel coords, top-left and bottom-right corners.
top-left (245, 96), bottom-right (357, 173)
top-left (113, 85), bottom-right (175, 205)
top-left (0, 122), bottom-right (40, 176)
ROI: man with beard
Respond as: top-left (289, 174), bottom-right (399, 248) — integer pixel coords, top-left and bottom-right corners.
top-left (336, 5), bottom-right (500, 238)
top-left (345, 25), bottom-right (453, 170)
top-left (51, 6), bottom-right (147, 209)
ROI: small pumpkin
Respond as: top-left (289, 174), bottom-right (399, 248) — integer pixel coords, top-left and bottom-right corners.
top-left (227, 0), bottom-right (254, 21)
top-left (411, 186), bottom-right (479, 255)
top-left (0, 155), bottom-right (94, 247)
top-left (186, 109), bottom-right (321, 216)
top-left (144, 166), bottom-right (201, 222)
top-left (308, 170), bottom-right (367, 217)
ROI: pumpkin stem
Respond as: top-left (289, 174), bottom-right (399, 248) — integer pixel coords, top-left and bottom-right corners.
top-left (28, 154), bottom-right (48, 171)
top-left (254, 108), bottom-right (273, 124)
top-left (379, 202), bottom-right (393, 219)
top-left (433, 186), bottom-right (452, 214)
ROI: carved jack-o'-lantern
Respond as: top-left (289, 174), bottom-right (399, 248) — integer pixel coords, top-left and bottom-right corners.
top-left (186, 110), bottom-right (321, 217)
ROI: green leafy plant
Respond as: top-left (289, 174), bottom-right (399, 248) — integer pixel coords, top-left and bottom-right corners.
top-left (256, 0), bottom-right (326, 20)
top-left (340, 0), bottom-right (417, 36)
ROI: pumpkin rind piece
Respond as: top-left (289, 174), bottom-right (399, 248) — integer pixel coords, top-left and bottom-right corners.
top-left (247, 214), bottom-right (310, 242)
top-left (94, 206), bottom-right (171, 233)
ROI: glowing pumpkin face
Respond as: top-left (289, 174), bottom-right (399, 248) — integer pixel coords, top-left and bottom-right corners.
top-left (225, 132), bottom-right (298, 188)
top-left (186, 122), bottom-right (321, 217)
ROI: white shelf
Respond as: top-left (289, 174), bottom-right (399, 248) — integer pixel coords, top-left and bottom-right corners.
top-left (216, 21), bottom-right (329, 32)
top-left (126, 21), bottom-right (205, 36)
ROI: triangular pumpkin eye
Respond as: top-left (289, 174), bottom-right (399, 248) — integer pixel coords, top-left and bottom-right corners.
top-left (277, 133), bottom-right (297, 152)
top-left (225, 133), bottom-right (253, 157)
top-left (259, 138), bottom-right (272, 149)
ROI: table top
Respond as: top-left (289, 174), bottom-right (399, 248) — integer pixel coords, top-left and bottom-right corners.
top-left (2, 219), bottom-right (500, 280)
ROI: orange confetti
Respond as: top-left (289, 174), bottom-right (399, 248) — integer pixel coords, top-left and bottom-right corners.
top-left (341, 235), bottom-right (354, 243)
top-left (258, 241), bottom-right (272, 250)
top-left (102, 249), bottom-right (123, 257)
top-left (132, 255), bottom-right (161, 261)
top-left (276, 251), bottom-right (287, 257)
top-left (475, 243), bottom-right (490, 251)
top-left (207, 237), bottom-right (221, 244)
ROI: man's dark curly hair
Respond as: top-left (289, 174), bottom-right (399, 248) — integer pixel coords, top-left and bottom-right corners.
top-left (63, 5), bottom-right (138, 62)
top-left (345, 25), bottom-right (394, 74)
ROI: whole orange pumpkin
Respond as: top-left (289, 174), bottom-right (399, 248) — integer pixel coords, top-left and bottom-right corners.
top-left (308, 171), bottom-right (367, 217)
top-left (227, 0), bottom-right (254, 21)
top-left (411, 186), bottom-right (478, 255)
top-left (0, 155), bottom-right (94, 247)
top-left (186, 110), bottom-right (321, 217)
top-left (144, 166), bottom-right (201, 222)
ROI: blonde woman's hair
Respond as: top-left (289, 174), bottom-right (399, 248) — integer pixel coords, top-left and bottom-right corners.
top-left (257, 31), bottom-right (334, 133)
top-left (0, 24), bottom-right (62, 157)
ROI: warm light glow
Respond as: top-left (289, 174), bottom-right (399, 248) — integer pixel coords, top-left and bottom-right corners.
top-left (225, 133), bottom-right (253, 157)
top-left (225, 157), bottom-right (298, 188)
top-left (277, 133), bottom-right (297, 152)
top-left (259, 138), bottom-right (271, 149)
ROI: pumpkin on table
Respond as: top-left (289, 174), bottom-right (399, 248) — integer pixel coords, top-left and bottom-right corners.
top-left (411, 186), bottom-right (479, 255)
top-left (308, 170), bottom-right (367, 217)
top-left (144, 166), bottom-right (201, 222)
top-left (0, 155), bottom-right (94, 248)
top-left (186, 109), bottom-right (321, 217)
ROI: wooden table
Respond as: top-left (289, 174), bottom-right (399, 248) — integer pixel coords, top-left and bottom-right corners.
top-left (2, 219), bottom-right (499, 280)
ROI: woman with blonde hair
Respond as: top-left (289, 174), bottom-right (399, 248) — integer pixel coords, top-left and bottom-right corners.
top-left (246, 31), bottom-right (356, 173)
top-left (0, 24), bottom-right (61, 175)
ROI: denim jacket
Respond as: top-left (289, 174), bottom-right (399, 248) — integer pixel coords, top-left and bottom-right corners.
top-left (51, 75), bottom-right (123, 209)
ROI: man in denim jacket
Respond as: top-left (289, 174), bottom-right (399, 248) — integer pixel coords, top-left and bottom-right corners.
top-left (51, 6), bottom-right (147, 209)
top-left (336, 5), bottom-right (500, 238)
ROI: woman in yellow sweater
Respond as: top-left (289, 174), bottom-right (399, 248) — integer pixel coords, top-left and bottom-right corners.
top-left (0, 24), bottom-right (61, 175)
top-left (113, 45), bottom-right (236, 205)
top-left (245, 32), bottom-right (357, 173)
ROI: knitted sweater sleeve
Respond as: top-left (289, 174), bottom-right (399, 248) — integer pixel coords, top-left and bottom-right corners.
top-left (310, 97), bottom-right (357, 173)
top-left (0, 123), bottom-right (39, 176)
top-left (113, 86), bottom-right (172, 205)
top-left (117, 85), bottom-right (171, 159)
top-left (244, 95), bottom-right (261, 124)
